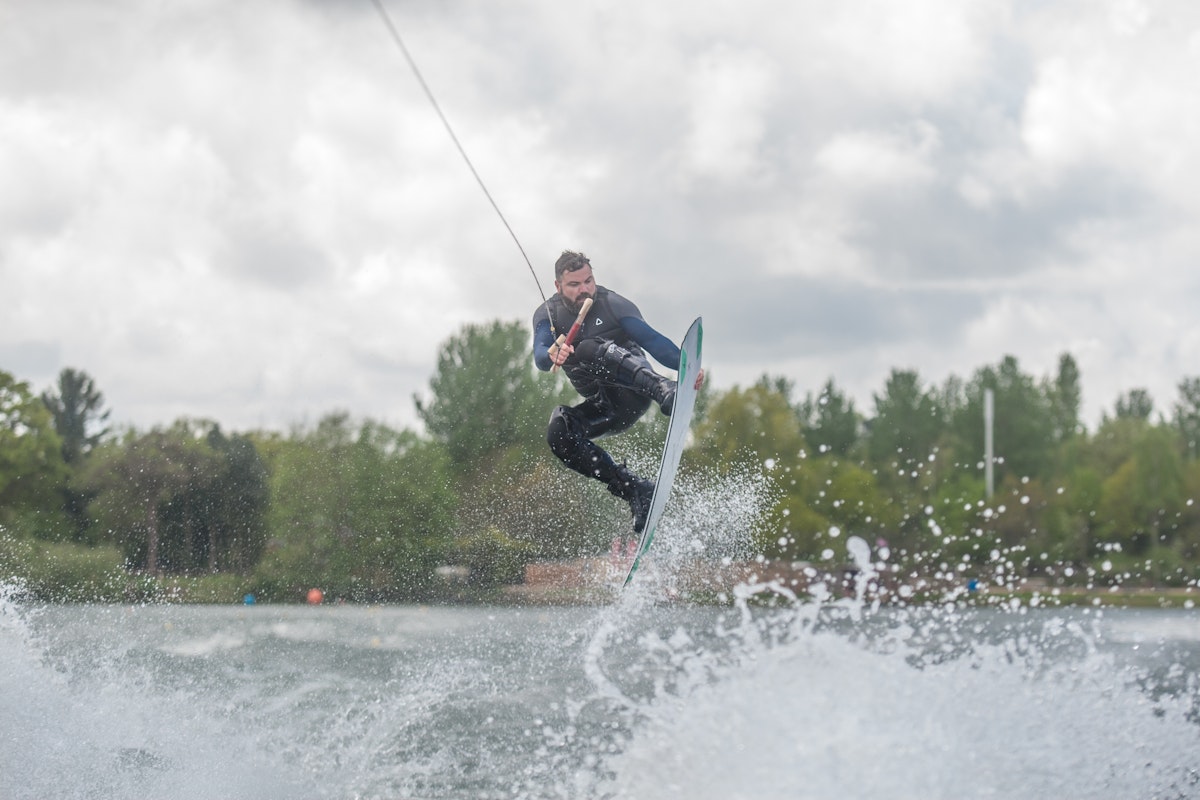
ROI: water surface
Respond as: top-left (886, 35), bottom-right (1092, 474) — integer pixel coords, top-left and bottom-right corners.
top-left (4, 583), bottom-right (1199, 799)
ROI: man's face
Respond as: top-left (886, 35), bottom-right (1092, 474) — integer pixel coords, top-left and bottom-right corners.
top-left (555, 264), bottom-right (595, 312)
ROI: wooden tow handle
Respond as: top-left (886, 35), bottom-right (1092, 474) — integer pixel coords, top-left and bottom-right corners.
top-left (548, 297), bottom-right (593, 373)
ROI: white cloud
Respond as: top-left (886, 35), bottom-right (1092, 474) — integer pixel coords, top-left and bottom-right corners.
top-left (815, 0), bottom-right (999, 100)
top-left (1109, 0), bottom-right (1150, 35)
top-left (3, 0), bottom-right (1200, 436)
top-left (681, 44), bottom-right (777, 183)
top-left (814, 123), bottom-right (940, 191)
top-left (1021, 56), bottom-right (1120, 169)
top-left (1020, 0), bottom-right (1200, 209)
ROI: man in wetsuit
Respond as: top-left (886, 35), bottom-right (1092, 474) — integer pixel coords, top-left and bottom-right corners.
top-left (532, 250), bottom-right (694, 535)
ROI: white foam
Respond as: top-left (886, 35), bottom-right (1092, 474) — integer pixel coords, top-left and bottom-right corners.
top-left (589, 586), bottom-right (1200, 799)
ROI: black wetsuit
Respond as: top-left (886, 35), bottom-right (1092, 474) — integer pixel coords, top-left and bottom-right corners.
top-left (532, 286), bottom-right (680, 484)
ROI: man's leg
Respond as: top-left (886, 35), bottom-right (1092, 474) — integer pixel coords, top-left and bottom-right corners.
top-left (546, 401), bottom-right (655, 533)
top-left (572, 341), bottom-right (676, 416)
top-left (599, 343), bottom-right (676, 416)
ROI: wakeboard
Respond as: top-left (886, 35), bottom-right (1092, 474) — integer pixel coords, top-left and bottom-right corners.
top-left (623, 317), bottom-right (703, 587)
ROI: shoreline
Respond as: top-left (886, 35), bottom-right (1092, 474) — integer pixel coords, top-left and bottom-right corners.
top-left (499, 558), bottom-right (1200, 609)
top-left (6, 556), bottom-right (1198, 608)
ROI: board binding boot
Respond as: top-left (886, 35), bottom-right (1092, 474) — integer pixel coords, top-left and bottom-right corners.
top-left (607, 464), bottom-right (655, 534)
top-left (633, 369), bottom-right (675, 417)
top-left (601, 342), bottom-right (676, 416)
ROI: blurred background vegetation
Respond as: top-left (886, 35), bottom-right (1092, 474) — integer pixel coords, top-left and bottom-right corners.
top-left (3, 319), bottom-right (1200, 602)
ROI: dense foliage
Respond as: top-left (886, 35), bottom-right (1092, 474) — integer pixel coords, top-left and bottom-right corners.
top-left (3, 323), bottom-right (1200, 602)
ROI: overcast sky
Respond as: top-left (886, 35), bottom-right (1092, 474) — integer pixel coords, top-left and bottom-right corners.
top-left (3, 0), bottom-right (1199, 436)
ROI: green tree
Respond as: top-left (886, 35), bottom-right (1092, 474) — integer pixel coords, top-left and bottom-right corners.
top-left (153, 420), bottom-right (269, 574)
top-left (952, 355), bottom-right (1055, 484)
top-left (451, 445), bottom-right (609, 563)
top-left (41, 368), bottom-right (110, 465)
top-left (208, 428), bottom-right (270, 572)
top-left (257, 414), bottom-right (457, 601)
top-left (416, 320), bottom-right (570, 472)
top-left (1096, 424), bottom-right (1185, 556)
top-left (1057, 462), bottom-right (1105, 566)
top-left (1113, 388), bottom-right (1154, 422)
top-left (414, 319), bottom-right (611, 565)
top-left (0, 370), bottom-right (68, 536)
top-left (41, 368), bottom-right (112, 539)
top-left (691, 378), bottom-right (805, 474)
top-left (867, 369), bottom-right (943, 468)
top-left (1082, 416), bottom-right (1150, 478)
top-left (1046, 353), bottom-right (1083, 442)
top-left (766, 455), bottom-right (895, 561)
top-left (862, 369), bottom-right (955, 553)
top-left (1172, 376), bottom-right (1200, 461)
top-left (799, 378), bottom-right (860, 457)
top-left (1176, 460), bottom-right (1200, 562)
top-left (920, 469), bottom-right (987, 561)
top-left (81, 427), bottom-right (221, 576)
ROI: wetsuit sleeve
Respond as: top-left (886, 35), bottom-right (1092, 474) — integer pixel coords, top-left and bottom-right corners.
top-left (620, 316), bottom-right (681, 371)
top-left (532, 318), bottom-right (556, 372)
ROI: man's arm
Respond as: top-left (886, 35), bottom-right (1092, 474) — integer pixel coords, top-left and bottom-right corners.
top-left (620, 316), bottom-right (681, 371)
top-left (532, 319), bottom-right (557, 372)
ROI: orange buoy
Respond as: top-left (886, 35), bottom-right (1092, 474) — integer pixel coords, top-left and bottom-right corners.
top-left (306, 587), bottom-right (324, 605)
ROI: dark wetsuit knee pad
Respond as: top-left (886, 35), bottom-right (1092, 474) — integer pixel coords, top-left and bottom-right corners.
top-left (546, 405), bottom-right (581, 460)
top-left (546, 392), bottom-right (652, 480)
top-left (547, 404), bottom-right (616, 480)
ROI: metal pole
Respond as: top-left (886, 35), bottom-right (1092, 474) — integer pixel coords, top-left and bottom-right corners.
top-left (984, 388), bottom-right (995, 499)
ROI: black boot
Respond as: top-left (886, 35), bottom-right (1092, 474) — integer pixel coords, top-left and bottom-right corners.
top-left (602, 342), bottom-right (676, 416)
top-left (632, 368), bottom-right (676, 416)
top-left (607, 464), bottom-right (656, 534)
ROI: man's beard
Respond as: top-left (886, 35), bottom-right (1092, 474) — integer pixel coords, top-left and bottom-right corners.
top-left (567, 292), bottom-right (593, 314)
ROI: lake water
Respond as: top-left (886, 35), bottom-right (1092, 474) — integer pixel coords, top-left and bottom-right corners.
top-left (3, 571), bottom-right (1199, 800)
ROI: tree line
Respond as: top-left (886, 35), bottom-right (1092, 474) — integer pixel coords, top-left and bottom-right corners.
top-left (3, 321), bottom-right (1200, 602)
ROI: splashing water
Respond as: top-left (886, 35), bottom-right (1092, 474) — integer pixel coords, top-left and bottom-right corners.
top-left (593, 540), bottom-right (1200, 799)
top-left (4, 505), bottom-right (1200, 799)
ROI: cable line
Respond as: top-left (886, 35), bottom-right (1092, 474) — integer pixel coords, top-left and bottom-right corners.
top-left (368, 0), bottom-right (553, 316)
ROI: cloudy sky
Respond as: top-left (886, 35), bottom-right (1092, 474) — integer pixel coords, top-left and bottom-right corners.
top-left (3, 0), bottom-right (1199, 435)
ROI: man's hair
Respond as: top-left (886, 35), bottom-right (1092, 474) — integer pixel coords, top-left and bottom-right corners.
top-left (554, 250), bottom-right (591, 280)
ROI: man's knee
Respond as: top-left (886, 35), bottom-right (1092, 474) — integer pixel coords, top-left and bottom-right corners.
top-left (546, 405), bottom-right (578, 457)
